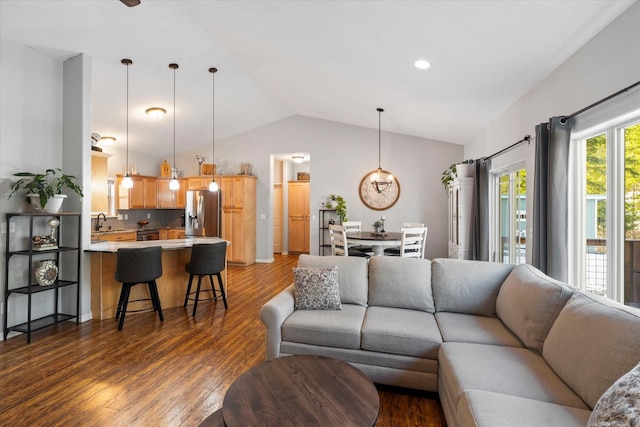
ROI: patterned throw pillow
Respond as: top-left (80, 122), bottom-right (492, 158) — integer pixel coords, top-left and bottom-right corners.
top-left (588, 363), bottom-right (640, 427)
top-left (293, 266), bottom-right (342, 310)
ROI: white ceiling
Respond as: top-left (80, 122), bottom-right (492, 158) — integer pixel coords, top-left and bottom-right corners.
top-left (1, 0), bottom-right (635, 158)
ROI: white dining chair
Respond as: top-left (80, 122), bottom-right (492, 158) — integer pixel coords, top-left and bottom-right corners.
top-left (341, 221), bottom-right (372, 253)
top-left (383, 222), bottom-right (425, 256)
top-left (329, 224), bottom-right (370, 258)
top-left (385, 227), bottom-right (428, 258)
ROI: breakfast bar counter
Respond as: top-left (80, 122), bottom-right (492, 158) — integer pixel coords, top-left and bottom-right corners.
top-left (87, 238), bottom-right (228, 320)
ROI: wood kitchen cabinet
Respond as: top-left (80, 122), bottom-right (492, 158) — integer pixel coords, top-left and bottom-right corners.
top-left (288, 181), bottom-right (310, 253)
top-left (157, 178), bottom-right (186, 209)
top-left (116, 174), bottom-right (157, 209)
top-left (220, 175), bottom-right (256, 265)
top-left (187, 176), bottom-right (214, 190)
top-left (96, 231), bottom-right (137, 242)
top-left (91, 152), bottom-right (110, 214)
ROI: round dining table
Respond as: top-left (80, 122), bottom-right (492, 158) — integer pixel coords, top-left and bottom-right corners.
top-left (346, 231), bottom-right (402, 256)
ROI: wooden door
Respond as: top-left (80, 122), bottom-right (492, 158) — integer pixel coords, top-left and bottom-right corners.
top-left (129, 176), bottom-right (144, 208)
top-left (273, 184), bottom-right (283, 253)
top-left (176, 179), bottom-right (187, 208)
top-left (288, 181), bottom-right (310, 253)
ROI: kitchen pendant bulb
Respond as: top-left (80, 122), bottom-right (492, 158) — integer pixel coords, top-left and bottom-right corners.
top-left (169, 177), bottom-right (180, 191)
top-left (122, 175), bottom-right (133, 189)
top-left (208, 180), bottom-right (219, 192)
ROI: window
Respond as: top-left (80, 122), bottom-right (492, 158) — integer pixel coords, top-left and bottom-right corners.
top-left (571, 119), bottom-right (640, 306)
top-left (493, 166), bottom-right (527, 265)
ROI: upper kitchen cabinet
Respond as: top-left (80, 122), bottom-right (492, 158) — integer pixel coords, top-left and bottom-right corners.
top-left (116, 174), bottom-right (157, 210)
top-left (187, 176), bottom-right (214, 191)
top-left (157, 178), bottom-right (186, 209)
top-left (220, 176), bottom-right (248, 208)
top-left (91, 152), bottom-right (111, 214)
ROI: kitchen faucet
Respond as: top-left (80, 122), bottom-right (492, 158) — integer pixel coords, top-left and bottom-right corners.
top-left (96, 213), bottom-right (107, 232)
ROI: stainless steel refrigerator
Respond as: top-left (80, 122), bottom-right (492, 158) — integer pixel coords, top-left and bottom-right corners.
top-left (185, 190), bottom-right (221, 237)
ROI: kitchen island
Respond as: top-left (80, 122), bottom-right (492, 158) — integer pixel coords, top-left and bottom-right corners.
top-left (86, 238), bottom-right (228, 320)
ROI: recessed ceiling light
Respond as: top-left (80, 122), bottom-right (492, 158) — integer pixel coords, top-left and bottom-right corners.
top-left (99, 136), bottom-right (116, 145)
top-left (145, 107), bottom-right (166, 119)
top-left (414, 59), bottom-right (431, 70)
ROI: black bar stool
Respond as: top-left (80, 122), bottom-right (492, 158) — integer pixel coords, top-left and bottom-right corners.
top-left (184, 242), bottom-right (228, 316)
top-left (114, 246), bottom-right (164, 330)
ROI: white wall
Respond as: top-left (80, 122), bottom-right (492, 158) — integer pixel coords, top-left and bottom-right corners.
top-left (465, 1), bottom-right (640, 158)
top-left (1, 36), bottom-right (73, 336)
top-left (177, 115), bottom-right (463, 261)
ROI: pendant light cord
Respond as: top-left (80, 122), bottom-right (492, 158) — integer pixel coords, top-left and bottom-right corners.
top-left (377, 107), bottom-right (384, 170)
top-left (210, 68), bottom-right (217, 167)
top-left (169, 63), bottom-right (179, 177)
top-left (121, 58), bottom-right (133, 176)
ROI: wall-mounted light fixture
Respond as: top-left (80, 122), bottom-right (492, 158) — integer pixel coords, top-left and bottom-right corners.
top-left (121, 58), bottom-right (134, 189)
top-left (145, 107), bottom-right (166, 119)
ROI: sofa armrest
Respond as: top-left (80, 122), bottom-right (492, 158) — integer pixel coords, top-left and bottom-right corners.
top-left (259, 284), bottom-right (295, 360)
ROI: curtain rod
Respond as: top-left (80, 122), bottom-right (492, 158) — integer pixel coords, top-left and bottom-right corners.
top-left (565, 80), bottom-right (640, 120)
top-left (482, 134), bottom-right (531, 161)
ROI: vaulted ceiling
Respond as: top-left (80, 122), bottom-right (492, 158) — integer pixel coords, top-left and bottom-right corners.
top-left (1, 0), bottom-right (635, 157)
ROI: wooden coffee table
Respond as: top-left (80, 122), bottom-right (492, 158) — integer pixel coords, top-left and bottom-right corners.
top-left (221, 355), bottom-right (379, 426)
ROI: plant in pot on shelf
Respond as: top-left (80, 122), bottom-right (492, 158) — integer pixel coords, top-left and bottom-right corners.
top-left (441, 159), bottom-right (475, 191)
top-left (326, 194), bottom-right (347, 223)
top-left (9, 168), bottom-right (84, 213)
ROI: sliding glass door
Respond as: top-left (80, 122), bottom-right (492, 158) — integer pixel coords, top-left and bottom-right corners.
top-left (494, 167), bottom-right (527, 264)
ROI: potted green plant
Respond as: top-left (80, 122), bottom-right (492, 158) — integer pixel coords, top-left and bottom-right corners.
top-left (327, 194), bottom-right (347, 223)
top-left (441, 160), bottom-right (475, 191)
top-left (372, 220), bottom-right (383, 233)
top-left (9, 168), bottom-right (84, 213)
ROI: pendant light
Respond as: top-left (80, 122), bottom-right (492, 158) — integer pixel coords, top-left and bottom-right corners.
top-left (369, 107), bottom-right (394, 193)
top-left (121, 58), bottom-right (134, 189)
top-left (169, 63), bottom-right (180, 191)
top-left (208, 67), bottom-right (219, 192)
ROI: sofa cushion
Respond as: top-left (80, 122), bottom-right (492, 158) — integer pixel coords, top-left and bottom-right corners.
top-left (588, 362), bottom-right (640, 427)
top-left (298, 255), bottom-right (369, 306)
top-left (457, 389), bottom-right (592, 427)
top-left (435, 312), bottom-right (523, 347)
top-left (293, 266), bottom-right (341, 310)
top-left (281, 304), bottom-right (366, 350)
top-left (496, 264), bottom-right (574, 353)
top-left (439, 342), bottom-right (588, 410)
top-left (368, 257), bottom-right (434, 312)
top-left (361, 306), bottom-right (442, 359)
top-left (543, 291), bottom-right (640, 409)
top-left (431, 258), bottom-right (515, 316)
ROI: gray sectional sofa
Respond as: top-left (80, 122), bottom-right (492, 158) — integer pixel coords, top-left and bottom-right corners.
top-left (260, 255), bottom-right (640, 426)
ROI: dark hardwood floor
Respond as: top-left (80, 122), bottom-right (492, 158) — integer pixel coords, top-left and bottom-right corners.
top-left (0, 254), bottom-right (445, 426)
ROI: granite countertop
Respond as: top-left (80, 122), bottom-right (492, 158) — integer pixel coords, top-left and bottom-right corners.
top-left (85, 237), bottom-right (228, 253)
top-left (91, 228), bottom-right (138, 236)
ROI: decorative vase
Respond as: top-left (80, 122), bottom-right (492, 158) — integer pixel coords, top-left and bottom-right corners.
top-left (28, 194), bottom-right (67, 213)
top-left (456, 163), bottom-right (475, 178)
top-left (35, 260), bottom-right (58, 286)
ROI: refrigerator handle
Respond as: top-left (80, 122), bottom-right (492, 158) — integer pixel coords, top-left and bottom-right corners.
top-left (197, 194), bottom-right (205, 229)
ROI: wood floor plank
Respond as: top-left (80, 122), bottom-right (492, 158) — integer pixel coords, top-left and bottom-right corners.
top-left (0, 254), bottom-right (445, 426)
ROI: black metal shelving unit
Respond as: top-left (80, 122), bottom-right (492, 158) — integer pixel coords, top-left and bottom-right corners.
top-left (4, 212), bottom-right (81, 343)
top-left (318, 209), bottom-right (337, 256)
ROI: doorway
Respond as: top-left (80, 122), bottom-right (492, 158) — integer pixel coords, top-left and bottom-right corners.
top-left (272, 153), bottom-right (310, 256)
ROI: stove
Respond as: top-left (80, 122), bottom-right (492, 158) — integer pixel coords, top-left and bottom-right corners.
top-left (136, 228), bottom-right (160, 241)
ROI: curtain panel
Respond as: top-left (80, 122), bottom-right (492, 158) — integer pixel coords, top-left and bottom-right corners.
top-left (471, 158), bottom-right (491, 261)
top-left (532, 117), bottom-right (572, 281)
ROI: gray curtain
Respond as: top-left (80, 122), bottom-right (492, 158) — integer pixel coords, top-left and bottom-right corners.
top-left (532, 117), bottom-right (572, 281)
top-left (471, 158), bottom-right (491, 261)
